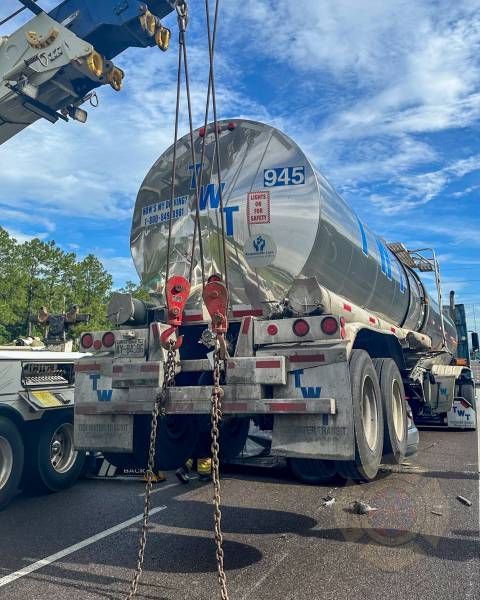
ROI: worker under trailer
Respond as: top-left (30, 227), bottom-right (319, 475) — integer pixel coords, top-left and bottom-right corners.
top-left (74, 119), bottom-right (476, 484)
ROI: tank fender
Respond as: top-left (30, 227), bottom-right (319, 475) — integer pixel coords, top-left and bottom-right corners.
top-left (349, 326), bottom-right (406, 372)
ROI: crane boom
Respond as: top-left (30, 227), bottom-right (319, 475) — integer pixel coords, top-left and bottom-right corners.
top-left (0, 0), bottom-right (175, 145)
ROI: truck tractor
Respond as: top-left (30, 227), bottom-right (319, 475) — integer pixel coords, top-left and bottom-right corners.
top-left (0, 307), bottom-right (89, 509)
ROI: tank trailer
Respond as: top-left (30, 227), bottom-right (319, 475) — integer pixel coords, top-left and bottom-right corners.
top-left (74, 120), bottom-right (476, 483)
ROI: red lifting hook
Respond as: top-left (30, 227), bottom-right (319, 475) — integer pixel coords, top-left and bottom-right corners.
top-left (160, 275), bottom-right (191, 350)
top-left (203, 280), bottom-right (229, 358)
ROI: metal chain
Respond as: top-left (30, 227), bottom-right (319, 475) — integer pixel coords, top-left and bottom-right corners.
top-left (125, 341), bottom-right (176, 600)
top-left (210, 344), bottom-right (229, 600)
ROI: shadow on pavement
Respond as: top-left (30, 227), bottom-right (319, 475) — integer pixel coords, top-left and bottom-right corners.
top-left (158, 498), bottom-right (317, 534)
top-left (300, 527), bottom-right (480, 561)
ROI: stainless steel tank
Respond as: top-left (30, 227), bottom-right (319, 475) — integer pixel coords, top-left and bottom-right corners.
top-left (131, 119), bottom-right (455, 351)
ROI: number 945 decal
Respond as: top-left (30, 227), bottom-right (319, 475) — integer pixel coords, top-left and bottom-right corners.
top-left (264, 166), bottom-right (305, 187)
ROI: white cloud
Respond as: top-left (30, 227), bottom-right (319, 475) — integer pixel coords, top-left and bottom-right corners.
top-left (5, 227), bottom-right (49, 243)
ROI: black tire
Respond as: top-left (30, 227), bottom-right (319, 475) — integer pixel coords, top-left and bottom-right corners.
top-left (196, 416), bottom-right (251, 460)
top-left (336, 350), bottom-right (384, 481)
top-left (133, 415), bottom-right (199, 471)
top-left (288, 458), bottom-right (337, 484)
top-left (373, 358), bottom-right (407, 464)
top-left (0, 417), bottom-right (24, 510)
top-left (22, 412), bottom-right (86, 493)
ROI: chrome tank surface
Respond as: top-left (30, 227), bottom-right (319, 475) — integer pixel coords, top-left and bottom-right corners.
top-left (131, 119), bottom-right (455, 351)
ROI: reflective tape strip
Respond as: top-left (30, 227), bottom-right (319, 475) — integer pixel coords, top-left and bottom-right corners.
top-left (141, 364), bottom-right (159, 372)
top-left (113, 366), bottom-right (123, 373)
top-left (343, 303), bottom-right (352, 312)
top-left (289, 354), bottom-right (325, 363)
top-left (268, 402), bottom-right (307, 412)
top-left (233, 309), bottom-right (263, 318)
top-left (75, 363), bottom-right (100, 372)
top-left (223, 402), bottom-right (249, 412)
top-left (369, 316), bottom-right (376, 324)
top-left (183, 314), bottom-right (203, 322)
top-left (256, 360), bottom-right (282, 368)
top-left (241, 316), bottom-right (252, 335)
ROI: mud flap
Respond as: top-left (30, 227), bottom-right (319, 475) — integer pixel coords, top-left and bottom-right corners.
top-left (271, 361), bottom-right (355, 459)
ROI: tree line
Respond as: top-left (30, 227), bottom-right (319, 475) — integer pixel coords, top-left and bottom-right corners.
top-left (0, 226), bottom-right (142, 344)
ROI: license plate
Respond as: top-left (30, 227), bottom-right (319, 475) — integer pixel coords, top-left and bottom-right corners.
top-left (115, 338), bottom-right (146, 357)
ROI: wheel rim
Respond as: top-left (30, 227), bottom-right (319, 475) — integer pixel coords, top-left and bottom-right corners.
top-left (391, 379), bottom-right (405, 441)
top-left (50, 423), bottom-right (77, 474)
top-left (362, 375), bottom-right (378, 451)
top-left (0, 436), bottom-right (13, 490)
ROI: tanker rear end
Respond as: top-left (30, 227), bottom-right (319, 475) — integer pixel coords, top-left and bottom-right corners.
top-left (74, 119), bottom-right (475, 483)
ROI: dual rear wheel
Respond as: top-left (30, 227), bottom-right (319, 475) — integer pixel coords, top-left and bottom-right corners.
top-left (289, 350), bottom-right (408, 484)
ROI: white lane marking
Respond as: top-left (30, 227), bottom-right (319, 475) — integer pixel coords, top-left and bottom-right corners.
top-left (240, 552), bottom-right (289, 600)
top-left (139, 475), bottom-right (198, 497)
top-left (0, 506), bottom-right (167, 588)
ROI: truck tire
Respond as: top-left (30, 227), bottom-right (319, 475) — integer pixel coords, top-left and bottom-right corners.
top-left (373, 358), bottom-right (407, 464)
top-left (336, 350), bottom-right (384, 481)
top-left (133, 415), bottom-right (199, 471)
top-left (0, 417), bottom-right (24, 510)
top-left (22, 412), bottom-right (86, 493)
top-left (288, 458), bottom-right (337, 484)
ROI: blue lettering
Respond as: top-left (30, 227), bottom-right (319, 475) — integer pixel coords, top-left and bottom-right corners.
top-left (97, 389), bottom-right (113, 402)
top-left (223, 205), bottom-right (239, 236)
top-left (357, 218), bottom-right (368, 256)
top-left (89, 374), bottom-right (100, 391)
top-left (199, 182), bottom-right (226, 210)
top-left (189, 163), bottom-right (203, 190)
top-left (293, 369), bottom-right (321, 399)
top-left (376, 239), bottom-right (392, 280)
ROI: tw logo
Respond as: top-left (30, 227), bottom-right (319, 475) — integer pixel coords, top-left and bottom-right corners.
top-left (188, 163), bottom-right (239, 236)
top-left (452, 404), bottom-right (471, 420)
top-left (89, 374), bottom-right (112, 402)
top-left (293, 369), bottom-right (321, 399)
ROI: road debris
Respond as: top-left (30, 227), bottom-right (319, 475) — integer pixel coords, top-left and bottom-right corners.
top-left (424, 442), bottom-right (439, 451)
top-left (352, 500), bottom-right (378, 514)
top-left (430, 510), bottom-right (443, 516)
top-left (321, 495), bottom-right (335, 507)
top-left (457, 495), bottom-right (472, 506)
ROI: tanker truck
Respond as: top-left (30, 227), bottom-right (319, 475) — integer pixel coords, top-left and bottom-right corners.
top-left (73, 119), bottom-right (476, 483)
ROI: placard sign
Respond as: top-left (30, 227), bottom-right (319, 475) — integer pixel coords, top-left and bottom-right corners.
top-left (247, 191), bottom-right (270, 224)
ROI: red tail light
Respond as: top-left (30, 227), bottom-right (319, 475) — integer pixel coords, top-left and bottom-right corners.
top-left (321, 317), bottom-right (338, 335)
top-left (292, 319), bottom-right (309, 337)
top-left (208, 273), bottom-right (223, 283)
top-left (93, 340), bottom-right (102, 350)
top-left (267, 324), bottom-right (278, 336)
top-left (199, 127), bottom-right (206, 137)
top-left (102, 332), bottom-right (115, 348)
top-left (227, 122), bottom-right (236, 130)
top-left (81, 333), bottom-right (93, 349)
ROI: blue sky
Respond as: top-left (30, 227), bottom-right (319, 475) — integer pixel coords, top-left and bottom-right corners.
top-left (1, 0), bottom-right (480, 334)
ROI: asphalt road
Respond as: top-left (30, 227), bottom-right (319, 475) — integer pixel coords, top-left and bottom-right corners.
top-left (0, 428), bottom-right (478, 600)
